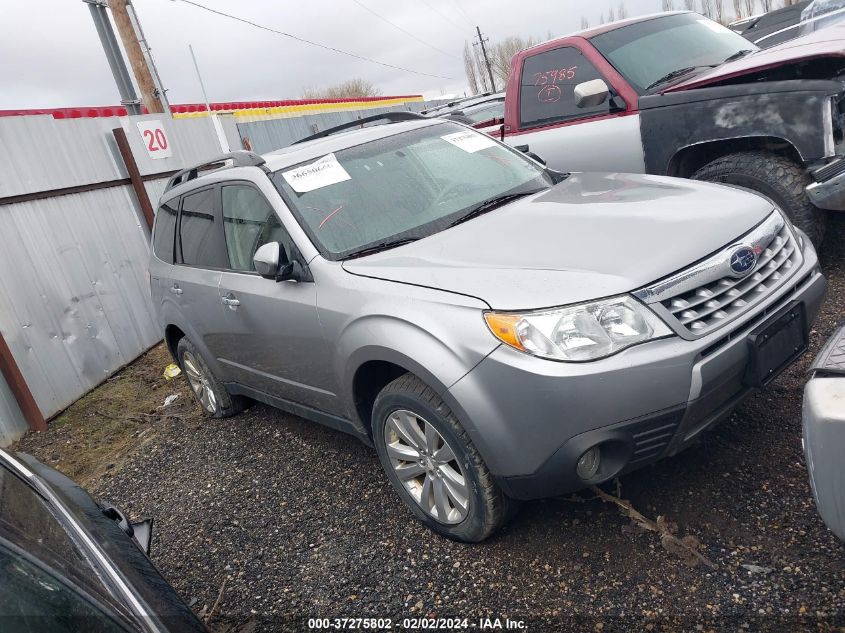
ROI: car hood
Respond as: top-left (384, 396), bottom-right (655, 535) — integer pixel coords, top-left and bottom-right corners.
top-left (342, 172), bottom-right (775, 310)
top-left (665, 22), bottom-right (845, 92)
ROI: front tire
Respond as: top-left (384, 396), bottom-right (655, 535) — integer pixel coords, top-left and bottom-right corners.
top-left (176, 337), bottom-right (244, 419)
top-left (692, 150), bottom-right (826, 246)
top-left (372, 374), bottom-right (513, 542)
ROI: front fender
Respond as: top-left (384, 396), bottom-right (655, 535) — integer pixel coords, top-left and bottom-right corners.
top-left (640, 83), bottom-right (838, 174)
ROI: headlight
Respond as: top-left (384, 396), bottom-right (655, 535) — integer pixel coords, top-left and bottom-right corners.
top-left (484, 295), bottom-right (673, 362)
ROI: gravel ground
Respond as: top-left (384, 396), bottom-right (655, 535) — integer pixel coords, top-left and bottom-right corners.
top-left (16, 219), bottom-right (845, 633)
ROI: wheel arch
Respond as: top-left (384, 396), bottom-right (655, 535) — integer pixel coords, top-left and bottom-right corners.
top-left (667, 136), bottom-right (805, 179)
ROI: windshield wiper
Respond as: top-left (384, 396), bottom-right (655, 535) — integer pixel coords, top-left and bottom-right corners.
top-left (722, 49), bottom-right (754, 63)
top-left (646, 65), bottom-right (716, 91)
top-left (449, 190), bottom-right (541, 228)
top-left (342, 237), bottom-right (419, 260)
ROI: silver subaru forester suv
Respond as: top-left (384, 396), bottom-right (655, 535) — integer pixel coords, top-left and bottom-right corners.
top-left (149, 114), bottom-right (826, 541)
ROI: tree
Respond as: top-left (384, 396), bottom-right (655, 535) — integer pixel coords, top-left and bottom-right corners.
top-left (662, 0), bottom-right (676, 11)
top-left (580, 15), bottom-right (590, 28)
top-left (759, 0), bottom-right (773, 9)
top-left (733, 0), bottom-right (744, 19)
top-left (302, 79), bottom-right (381, 99)
top-left (490, 36), bottom-right (537, 87)
top-left (618, 1), bottom-right (629, 19)
top-left (713, 0), bottom-right (725, 22)
top-left (463, 41), bottom-right (480, 95)
top-left (608, 6), bottom-right (616, 21)
top-left (683, 0), bottom-right (696, 10)
top-left (699, 0), bottom-right (715, 18)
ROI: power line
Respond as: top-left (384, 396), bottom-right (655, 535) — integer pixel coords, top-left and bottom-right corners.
top-left (416, 0), bottom-right (471, 35)
top-left (447, 0), bottom-right (475, 27)
top-left (172, 0), bottom-right (457, 80)
top-left (350, 0), bottom-right (459, 59)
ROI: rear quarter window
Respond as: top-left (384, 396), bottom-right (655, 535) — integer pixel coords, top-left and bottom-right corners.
top-left (519, 46), bottom-right (610, 129)
top-left (152, 200), bottom-right (178, 264)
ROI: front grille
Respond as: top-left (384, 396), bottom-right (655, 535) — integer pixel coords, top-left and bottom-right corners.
top-left (662, 223), bottom-right (800, 336)
top-left (634, 212), bottom-right (804, 339)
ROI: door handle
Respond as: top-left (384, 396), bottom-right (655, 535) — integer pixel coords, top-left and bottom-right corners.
top-left (221, 296), bottom-right (240, 307)
top-left (169, 284), bottom-right (183, 295)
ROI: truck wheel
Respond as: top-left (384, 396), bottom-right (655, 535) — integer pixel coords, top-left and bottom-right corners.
top-left (692, 151), bottom-right (826, 246)
top-left (372, 373), bottom-right (514, 542)
top-left (176, 337), bottom-right (244, 419)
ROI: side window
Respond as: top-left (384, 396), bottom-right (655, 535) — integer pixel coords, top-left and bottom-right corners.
top-left (152, 200), bottom-right (177, 263)
top-left (221, 185), bottom-right (292, 272)
top-left (519, 47), bottom-right (611, 129)
top-left (177, 188), bottom-right (228, 268)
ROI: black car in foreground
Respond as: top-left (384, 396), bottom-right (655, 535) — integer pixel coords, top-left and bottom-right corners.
top-left (0, 447), bottom-right (205, 632)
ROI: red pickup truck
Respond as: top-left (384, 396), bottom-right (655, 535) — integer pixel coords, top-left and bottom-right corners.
top-left (490, 11), bottom-right (845, 245)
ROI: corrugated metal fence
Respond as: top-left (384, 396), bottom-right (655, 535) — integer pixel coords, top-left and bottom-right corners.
top-left (0, 99), bottom-right (446, 445)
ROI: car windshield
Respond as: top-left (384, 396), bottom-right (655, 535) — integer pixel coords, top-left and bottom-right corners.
top-left (272, 123), bottom-right (553, 260)
top-left (591, 13), bottom-right (759, 93)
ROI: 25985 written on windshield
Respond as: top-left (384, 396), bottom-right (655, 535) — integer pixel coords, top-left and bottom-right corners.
top-left (531, 66), bottom-right (578, 86)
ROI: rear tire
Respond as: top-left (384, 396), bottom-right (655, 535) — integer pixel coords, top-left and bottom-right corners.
top-left (176, 337), bottom-right (244, 419)
top-left (372, 373), bottom-right (514, 542)
top-left (692, 150), bottom-right (826, 246)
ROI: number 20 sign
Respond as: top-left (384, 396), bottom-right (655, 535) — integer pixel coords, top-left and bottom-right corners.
top-left (135, 120), bottom-right (173, 159)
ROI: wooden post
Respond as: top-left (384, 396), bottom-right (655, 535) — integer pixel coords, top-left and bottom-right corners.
top-left (0, 332), bottom-right (46, 432)
top-left (113, 127), bottom-right (155, 230)
top-left (108, 0), bottom-right (165, 114)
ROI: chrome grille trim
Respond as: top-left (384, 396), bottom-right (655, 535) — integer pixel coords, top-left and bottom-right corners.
top-left (634, 212), bottom-right (804, 338)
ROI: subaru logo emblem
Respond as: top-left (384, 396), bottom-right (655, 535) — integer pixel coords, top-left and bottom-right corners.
top-left (729, 246), bottom-right (757, 276)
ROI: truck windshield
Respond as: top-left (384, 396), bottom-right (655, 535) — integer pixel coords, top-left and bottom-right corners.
top-left (272, 123), bottom-right (552, 260)
top-left (591, 13), bottom-right (759, 93)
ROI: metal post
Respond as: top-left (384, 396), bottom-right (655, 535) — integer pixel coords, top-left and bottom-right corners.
top-left (0, 334), bottom-right (46, 432)
top-left (84, 0), bottom-right (141, 115)
top-left (476, 26), bottom-right (496, 93)
top-left (189, 44), bottom-right (230, 152)
top-left (113, 127), bottom-right (156, 230)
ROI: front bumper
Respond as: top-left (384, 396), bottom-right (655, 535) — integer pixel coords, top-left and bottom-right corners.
top-left (807, 156), bottom-right (845, 211)
top-left (803, 324), bottom-right (845, 541)
top-left (445, 240), bottom-right (826, 501)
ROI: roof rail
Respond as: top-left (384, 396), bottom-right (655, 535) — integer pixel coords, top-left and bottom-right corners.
top-left (164, 150), bottom-right (267, 192)
top-left (291, 112), bottom-right (428, 146)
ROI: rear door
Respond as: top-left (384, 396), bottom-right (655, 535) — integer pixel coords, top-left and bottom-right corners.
top-left (215, 183), bottom-right (340, 415)
top-left (172, 186), bottom-right (229, 364)
top-left (508, 45), bottom-right (645, 174)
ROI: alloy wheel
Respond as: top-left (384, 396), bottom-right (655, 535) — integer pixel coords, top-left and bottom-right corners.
top-left (384, 409), bottom-right (469, 524)
top-left (182, 351), bottom-right (217, 414)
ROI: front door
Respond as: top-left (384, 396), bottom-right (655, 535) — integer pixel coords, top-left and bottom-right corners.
top-left (214, 183), bottom-right (340, 415)
top-left (506, 45), bottom-right (645, 174)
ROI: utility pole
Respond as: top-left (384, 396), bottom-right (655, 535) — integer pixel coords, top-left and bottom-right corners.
top-left (107, 0), bottom-right (167, 113)
top-left (475, 26), bottom-right (496, 93)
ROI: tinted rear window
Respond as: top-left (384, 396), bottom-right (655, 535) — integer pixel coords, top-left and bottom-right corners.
top-left (152, 200), bottom-right (178, 264)
top-left (178, 188), bottom-right (227, 268)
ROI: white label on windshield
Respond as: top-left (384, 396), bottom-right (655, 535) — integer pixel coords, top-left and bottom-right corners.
top-left (441, 130), bottom-right (497, 153)
top-left (282, 153), bottom-right (351, 193)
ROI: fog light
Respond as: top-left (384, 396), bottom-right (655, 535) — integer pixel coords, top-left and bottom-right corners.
top-left (576, 446), bottom-right (601, 480)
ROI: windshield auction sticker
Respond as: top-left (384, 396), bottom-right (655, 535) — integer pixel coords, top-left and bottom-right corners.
top-left (282, 153), bottom-right (351, 193)
top-left (441, 131), bottom-right (498, 153)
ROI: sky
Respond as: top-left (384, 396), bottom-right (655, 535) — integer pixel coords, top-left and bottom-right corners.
top-left (1, 0), bottom-right (687, 109)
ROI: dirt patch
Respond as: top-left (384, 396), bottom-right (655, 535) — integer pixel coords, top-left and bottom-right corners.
top-left (12, 344), bottom-right (199, 487)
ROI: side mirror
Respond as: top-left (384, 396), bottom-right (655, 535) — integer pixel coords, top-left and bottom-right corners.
top-left (574, 79), bottom-right (610, 109)
top-left (514, 144), bottom-right (547, 166)
top-left (254, 242), bottom-right (298, 282)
